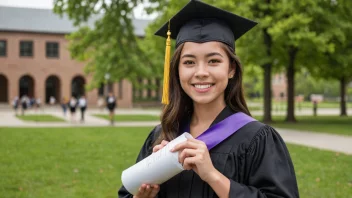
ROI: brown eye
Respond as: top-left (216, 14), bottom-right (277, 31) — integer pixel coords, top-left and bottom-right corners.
top-left (183, 60), bottom-right (194, 65)
top-left (209, 59), bottom-right (220, 64)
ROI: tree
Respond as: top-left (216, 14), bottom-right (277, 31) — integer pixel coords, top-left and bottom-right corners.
top-left (301, 0), bottom-right (352, 116)
top-left (53, 0), bottom-right (162, 89)
top-left (268, 0), bottom-right (339, 122)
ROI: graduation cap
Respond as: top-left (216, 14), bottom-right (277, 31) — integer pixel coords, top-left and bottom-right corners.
top-left (155, 0), bottom-right (258, 104)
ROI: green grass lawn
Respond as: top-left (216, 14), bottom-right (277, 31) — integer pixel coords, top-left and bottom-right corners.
top-left (0, 127), bottom-right (351, 198)
top-left (254, 116), bottom-right (352, 136)
top-left (94, 114), bottom-right (160, 121)
top-left (16, 115), bottom-right (66, 122)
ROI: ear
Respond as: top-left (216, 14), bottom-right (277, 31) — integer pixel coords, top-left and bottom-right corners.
top-left (228, 62), bottom-right (236, 79)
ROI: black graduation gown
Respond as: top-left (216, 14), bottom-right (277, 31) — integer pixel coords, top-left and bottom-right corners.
top-left (118, 107), bottom-right (299, 198)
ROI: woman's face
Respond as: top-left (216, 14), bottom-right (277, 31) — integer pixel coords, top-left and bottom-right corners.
top-left (178, 42), bottom-right (234, 105)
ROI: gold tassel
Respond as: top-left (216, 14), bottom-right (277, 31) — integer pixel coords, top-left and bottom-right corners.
top-left (162, 21), bottom-right (171, 105)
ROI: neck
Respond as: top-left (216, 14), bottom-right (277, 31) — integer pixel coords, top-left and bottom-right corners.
top-left (191, 100), bottom-right (226, 127)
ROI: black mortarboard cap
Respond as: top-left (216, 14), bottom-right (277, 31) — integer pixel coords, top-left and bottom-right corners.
top-left (154, 0), bottom-right (258, 49)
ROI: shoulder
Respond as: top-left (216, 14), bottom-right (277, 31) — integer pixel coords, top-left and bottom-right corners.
top-left (145, 125), bottom-right (162, 146)
top-left (221, 121), bottom-right (281, 153)
top-left (242, 121), bottom-right (287, 155)
top-left (230, 121), bottom-right (267, 144)
top-left (240, 121), bottom-right (282, 144)
top-left (242, 121), bottom-right (279, 140)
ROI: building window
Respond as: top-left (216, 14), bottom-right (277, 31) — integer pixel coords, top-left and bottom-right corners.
top-left (119, 80), bottom-right (123, 99)
top-left (0, 40), bottom-right (6, 56)
top-left (46, 42), bottom-right (59, 58)
top-left (20, 41), bottom-right (33, 57)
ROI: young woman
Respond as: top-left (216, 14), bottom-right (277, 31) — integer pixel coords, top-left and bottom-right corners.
top-left (78, 95), bottom-right (87, 122)
top-left (69, 96), bottom-right (78, 122)
top-left (106, 92), bottom-right (117, 125)
top-left (119, 1), bottom-right (299, 198)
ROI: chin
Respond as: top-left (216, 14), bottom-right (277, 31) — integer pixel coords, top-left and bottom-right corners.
top-left (190, 96), bottom-right (217, 105)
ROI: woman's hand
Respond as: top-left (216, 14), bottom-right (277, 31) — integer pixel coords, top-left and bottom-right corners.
top-left (152, 140), bottom-right (169, 153)
top-left (132, 140), bottom-right (169, 198)
top-left (133, 184), bottom-right (159, 198)
top-left (171, 138), bottom-right (217, 183)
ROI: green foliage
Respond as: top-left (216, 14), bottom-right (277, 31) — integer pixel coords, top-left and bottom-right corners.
top-left (302, 0), bottom-right (352, 81)
top-left (295, 68), bottom-right (340, 99)
top-left (243, 63), bottom-right (263, 98)
top-left (53, 0), bottom-right (161, 89)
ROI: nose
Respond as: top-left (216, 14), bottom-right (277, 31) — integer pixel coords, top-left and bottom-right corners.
top-left (194, 63), bottom-right (209, 78)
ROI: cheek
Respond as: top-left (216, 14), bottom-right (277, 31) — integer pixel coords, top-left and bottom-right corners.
top-left (178, 67), bottom-right (191, 85)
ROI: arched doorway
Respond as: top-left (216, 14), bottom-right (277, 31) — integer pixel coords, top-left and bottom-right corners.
top-left (71, 75), bottom-right (85, 97)
top-left (19, 75), bottom-right (35, 98)
top-left (0, 74), bottom-right (8, 102)
top-left (45, 75), bottom-right (61, 104)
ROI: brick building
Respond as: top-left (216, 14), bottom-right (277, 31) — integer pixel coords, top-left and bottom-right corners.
top-left (272, 73), bottom-right (287, 101)
top-left (0, 6), bottom-right (151, 108)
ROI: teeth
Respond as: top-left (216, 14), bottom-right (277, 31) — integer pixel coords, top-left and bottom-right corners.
top-left (194, 84), bottom-right (212, 89)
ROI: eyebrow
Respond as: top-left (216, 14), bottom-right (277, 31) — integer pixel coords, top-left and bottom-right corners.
top-left (181, 52), bottom-right (224, 59)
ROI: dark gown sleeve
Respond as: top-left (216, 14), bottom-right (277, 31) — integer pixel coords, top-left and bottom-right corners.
top-left (118, 125), bottom-right (161, 198)
top-left (229, 125), bottom-right (299, 198)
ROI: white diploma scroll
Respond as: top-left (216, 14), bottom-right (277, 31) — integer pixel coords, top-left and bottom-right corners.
top-left (121, 132), bottom-right (193, 195)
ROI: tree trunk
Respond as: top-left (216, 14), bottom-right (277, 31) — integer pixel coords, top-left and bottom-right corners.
top-left (285, 46), bottom-right (298, 122)
top-left (262, 28), bottom-right (272, 123)
top-left (340, 76), bottom-right (347, 116)
top-left (263, 63), bottom-right (272, 123)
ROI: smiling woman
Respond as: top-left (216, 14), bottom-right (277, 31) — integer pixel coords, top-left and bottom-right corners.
top-left (118, 1), bottom-right (299, 198)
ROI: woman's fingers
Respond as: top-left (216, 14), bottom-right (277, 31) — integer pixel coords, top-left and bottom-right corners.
top-left (161, 140), bottom-right (169, 146)
top-left (178, 148), bottom-right (197, 164)
top-left (152, 145), bottom-right (161, 153)
top-left (136, 184), bottom-right (147, 196)
top-left (135, 184), bottom-right (159, 198)
top-left (183, 156), bottom-right (196, 170)
top-left (152, 140), bottom-right (169, 153)
top-left (144, 185), bottom-right (152, 197)
top-left (148, 185), bottom-right (160, 198)
top-left (171, 140), bottom-right (199, 152)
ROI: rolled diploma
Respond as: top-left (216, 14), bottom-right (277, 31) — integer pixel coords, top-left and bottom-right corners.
top-left (121, 132), bottom-right (193, 195)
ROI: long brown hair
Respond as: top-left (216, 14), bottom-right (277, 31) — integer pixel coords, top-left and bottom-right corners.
top-left (155, 42), bottom-right (251, 146)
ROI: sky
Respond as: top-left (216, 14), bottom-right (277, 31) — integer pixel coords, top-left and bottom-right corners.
top-left (0, 0), bottom-right (157, 19)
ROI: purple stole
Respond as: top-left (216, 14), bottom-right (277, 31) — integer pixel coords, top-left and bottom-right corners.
top-left (184, 112), bottom-right (256, 150)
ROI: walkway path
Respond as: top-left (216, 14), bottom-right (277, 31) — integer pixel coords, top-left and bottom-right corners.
top-left (0, 108), bottom-right (351, 155)
top-left (275, 128), bottom-right (352, 155)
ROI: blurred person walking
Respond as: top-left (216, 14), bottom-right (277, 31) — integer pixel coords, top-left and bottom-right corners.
top-left (106, 92), bottom-right (117, 125)
top-left (49, 96), bottom-right (56, 105)
top-left (20, 95), bottom-right (29, 116)
top-left (12, 96), bottom-right (19, 115)
top-left (69, 96), bottom-right (78, 122)
top-left (78, 95), bottom-right (87, 122)
top-left (61, 97), bottom-right (68, 116)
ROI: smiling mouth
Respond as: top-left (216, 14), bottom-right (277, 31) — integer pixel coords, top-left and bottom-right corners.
top-left (192, 84), bottom-right (215, 89)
